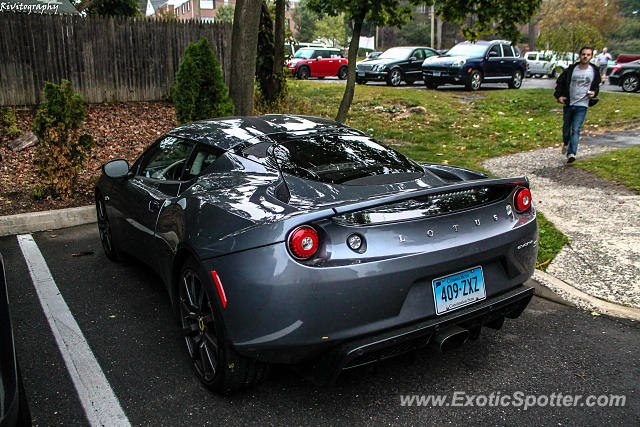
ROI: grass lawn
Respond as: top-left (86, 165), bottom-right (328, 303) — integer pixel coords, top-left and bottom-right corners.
top-left (284, 82), bottom-right (640, 268)
top-left (576, 145), bottom-right (640, 193)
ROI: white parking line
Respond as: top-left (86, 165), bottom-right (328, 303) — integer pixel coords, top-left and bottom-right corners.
top-left (17, 234), bottom-right (130, 427)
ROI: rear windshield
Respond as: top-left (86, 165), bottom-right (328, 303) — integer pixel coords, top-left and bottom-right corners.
top-left (266, 132), bottom-right (423, 185)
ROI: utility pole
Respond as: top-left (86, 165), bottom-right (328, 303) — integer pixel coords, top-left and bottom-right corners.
top-left (430, 5), bottom-right (434, 48)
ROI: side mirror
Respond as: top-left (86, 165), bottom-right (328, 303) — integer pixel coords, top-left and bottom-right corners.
top-left (103, 159), bottom-right (130, 179)
top-left (489, 51), bottom-right (499, 58)
top-left (409, 56), bottom-right (417, 62)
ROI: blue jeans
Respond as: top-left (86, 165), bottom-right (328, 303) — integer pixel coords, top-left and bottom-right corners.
top-left (562, 105), bottom-right (588, 156)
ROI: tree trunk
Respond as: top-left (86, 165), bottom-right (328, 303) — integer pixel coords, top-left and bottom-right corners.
top-left (273, 0), bottom-right (285, 75)
top-left (528, 20), bottom-right (536, 50)
top-left (335, 16), bottom-right (364, 124)
top-left (436, 18), bottom-right (443, 50)
top-left (229, 0), bottom-right (262, 115)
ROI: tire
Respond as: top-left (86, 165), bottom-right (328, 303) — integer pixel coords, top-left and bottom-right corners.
top-left (465, 70), bottom-right (482, 91)
top-left (425, 80), bottom-right (439, 89)
top-left (337, 66), bottom-right (348, 80)
top-left (178, 257), bottom-right (268, 393)
top-left (621, 74), bottom-right (639, 92)
top-left (296, 66), bottom-right (310, 80)
top-left (386, 69), bottom-right (402, 86)
top-left (96, 193), bottom-right (121, 261)
top-left (508, 70), bottom-right (523, 89)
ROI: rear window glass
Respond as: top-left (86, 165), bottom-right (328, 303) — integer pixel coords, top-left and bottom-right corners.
top-left (266, 132), bottom-right (423, 185)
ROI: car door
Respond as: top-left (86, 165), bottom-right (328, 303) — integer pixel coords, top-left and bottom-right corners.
top-left (485, 44), bottom-right (504, 78)
top-left (406, 49), bottom-right (425, 80)
top-left (318, 49), bottom-right (338, 76)
top-left (526, 52), bottom-right (540, 74)
top-left (122, 136), bottom-right (194, 269)
top-left (500, 43), bottom-right (519, 76)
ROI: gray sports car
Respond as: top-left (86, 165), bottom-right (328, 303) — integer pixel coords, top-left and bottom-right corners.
top-left (96, 115), bottom-right (537, 392)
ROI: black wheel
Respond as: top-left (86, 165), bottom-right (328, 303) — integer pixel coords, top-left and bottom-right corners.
top-left (466, 70), bottom-right (482, 90)
top-left (425, 80), bottom-right (439, 89)
top-left (508, 70), bottom-right (523, 89)
top-left (386, 69), bottom-right (402, 86)
top-left (337, 66), bottom-right (348, 80)
top-left (356, 78), bottom-right (367, 85)
top-left (297, 66), bottom-right (310, 80)
top-left (178, 258), bottom-right (268, 392)
top-left (96, 193), bottom-right (121, 261)
top-left (621, 74), bottom-right (639, 92)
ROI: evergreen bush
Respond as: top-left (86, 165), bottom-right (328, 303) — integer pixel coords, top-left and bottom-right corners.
top-left (0, 107), bottom-right (20, 139)
top-left (32, 80), bottom-right (94, 200)
top-left (174, 38), bottom-right (234, 124)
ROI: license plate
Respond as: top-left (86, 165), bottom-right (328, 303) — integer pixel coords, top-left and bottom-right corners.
top-left (433, 71), bottom-right (441, 76)
top-left (432, 266), bottom-right (486, 315)
top-left (358, 71), bottom-right (365, 76)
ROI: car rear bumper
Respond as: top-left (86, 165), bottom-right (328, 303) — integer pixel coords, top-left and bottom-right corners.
top-left (200, 213), bottom-right (537, 365)
top-left (422, 68), bottom-right (467, 84)
top-left (303, 283), bottom-right (533, 384)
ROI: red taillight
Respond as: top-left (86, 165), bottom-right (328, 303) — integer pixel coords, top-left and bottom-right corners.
top-left (288, 225), bottom-right (319, 259)
top-left (514, 188), bottom-right (532, 212)
top-left (612, 65), bottom-right (621, 74)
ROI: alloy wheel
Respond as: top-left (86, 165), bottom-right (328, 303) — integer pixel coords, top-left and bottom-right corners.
top-left (338, 67), bottom-right (348, 80)
top-left (511, 71), bottom-right (523, 89)
top-left (96, 197), bottom-right (115, 259)
top-left (297, 67), bottom-right (310, 79)
top-left (622, 75), bottom-right (639, 92)
top-left (179, 269), bottom-right (220, 383)
top-left (388, 70), bottom-right (402, 86)
top-left (469, 71), bottom-right (482, 90)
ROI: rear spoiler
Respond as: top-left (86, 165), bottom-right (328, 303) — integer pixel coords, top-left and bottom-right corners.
top-left (329, 177), bottom-right (529, 216)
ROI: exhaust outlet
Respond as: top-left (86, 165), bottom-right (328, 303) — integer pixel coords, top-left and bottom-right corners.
top-left (430, 326), bottom-right (470, 352)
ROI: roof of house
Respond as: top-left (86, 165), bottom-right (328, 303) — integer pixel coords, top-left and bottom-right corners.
top-left (145, 0), bottom-right (169, 15)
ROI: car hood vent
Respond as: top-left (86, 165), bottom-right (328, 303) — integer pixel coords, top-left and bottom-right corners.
top-left (332, 186), bottom-right (509, 225)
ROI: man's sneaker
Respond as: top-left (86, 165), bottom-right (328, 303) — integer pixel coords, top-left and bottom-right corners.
top-left (561, 144), bottom-right (568, 155)
top-left (567, 154), bottom-right (576, 163)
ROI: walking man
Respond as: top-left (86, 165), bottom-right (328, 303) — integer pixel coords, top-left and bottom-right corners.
top-left (554, 46), bottom-right (601, 163)
top-left (596, 47), bottom-right (612, 82)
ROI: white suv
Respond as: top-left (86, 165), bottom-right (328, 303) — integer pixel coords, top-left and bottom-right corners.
top-left (525, 51), bottom-right (564, 78)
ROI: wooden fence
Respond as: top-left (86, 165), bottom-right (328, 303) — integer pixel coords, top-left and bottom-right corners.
top-left (0, 14), bottom-right (233, 106)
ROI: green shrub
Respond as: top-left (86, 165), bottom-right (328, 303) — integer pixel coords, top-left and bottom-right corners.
top-left (32, 80), bottom-right (94, 200)
top-left (174, 38), bottom-right (234, 124)
top-left (0, 107), bottom-right (20, 139)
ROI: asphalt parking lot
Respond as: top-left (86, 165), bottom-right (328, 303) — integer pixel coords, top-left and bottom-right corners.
top-left (1, 223), bottom-right (638, 426)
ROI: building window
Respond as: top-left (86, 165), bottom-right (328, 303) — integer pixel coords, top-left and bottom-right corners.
top-left (187, 1), bottom-right (190, 11)
top-left (182, 4), bottom-right (185, 13)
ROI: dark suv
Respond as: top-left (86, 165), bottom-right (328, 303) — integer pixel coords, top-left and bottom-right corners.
top-left (355, 46), bottom-right (438, 86)
top-left (422, 40), bottom-right (526, 90)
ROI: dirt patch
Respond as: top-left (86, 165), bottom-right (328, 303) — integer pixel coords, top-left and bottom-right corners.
top-left (0, 102), bottom-right (177, 217)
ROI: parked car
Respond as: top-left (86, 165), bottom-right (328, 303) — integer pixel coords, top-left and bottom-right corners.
top-left (363, 51), bottom-right (383, 60)
top-left (96, 114), bottom-right (537, 392)
top-left (608, 59), bottom-right (640, 92)
top-left (0, 253), bottom-right (32, 426)
top-left (615, 54), bottom-right (640, 64)
top-left (287, 47), bottom-right (348, 80)
top-left (422, 40), bottom-right (527, 90)
top-left (356, 46), bottom-right (438, 86)
top-left (525, 51), bottom-right (563, 78)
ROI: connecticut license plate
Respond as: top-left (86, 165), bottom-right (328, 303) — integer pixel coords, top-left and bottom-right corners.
top-left (358, 71), bottom-right (365, 76)
top-left (432, 266), bottom-right (486, 315)
top-left (433, 71), bottom-right (441, 76)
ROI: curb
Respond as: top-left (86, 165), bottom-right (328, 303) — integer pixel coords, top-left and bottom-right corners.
top-left (0, 205), bottom-right (96, 237)
top-left (529, 269), bottom-right (640, 322)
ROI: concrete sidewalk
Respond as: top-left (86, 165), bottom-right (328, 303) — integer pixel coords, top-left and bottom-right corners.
top-left (484, 130), bottom-right (640, 314)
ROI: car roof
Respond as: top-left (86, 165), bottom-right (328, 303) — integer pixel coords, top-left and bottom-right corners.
top-left (166, 115), bottom-right (350, 151)
top-left (458, 40), bottom-right (512, 45)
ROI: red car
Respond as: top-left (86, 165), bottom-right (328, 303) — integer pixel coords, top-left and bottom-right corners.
top-left (287, 47), bottom-right (349, 80)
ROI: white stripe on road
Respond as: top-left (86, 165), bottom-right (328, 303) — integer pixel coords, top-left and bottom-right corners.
top-left (17, 234), bottom-right (130, 427)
